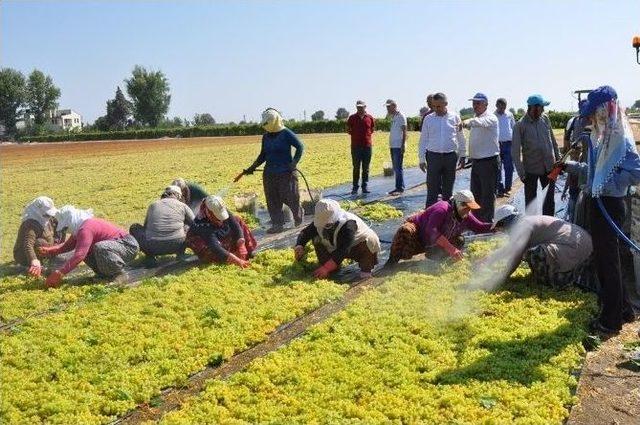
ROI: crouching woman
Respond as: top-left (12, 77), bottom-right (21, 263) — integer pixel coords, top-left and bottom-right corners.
top-left (186, 196), bottom-right (257, 268)
top-left (293, 199), bottom-right (381, 279)
top-left (39, 206), bottom-right (139, 287)
top-left (13, 196), bottom-right (60, 277)
top-left (387, 190), bottom-right (493, 264)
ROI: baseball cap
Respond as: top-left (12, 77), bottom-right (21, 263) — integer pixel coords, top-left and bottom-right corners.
top-left (384, 99), bottom-right (396, 106)
top-left (468, 93), bottom-right (488, 102)
top-left (355, 100), bottom-right (366, 107)
top-left (579, 85), bottom-right (617, 117)
top-left (204, 195), bottom-right (229, 221)
top-left (526, 94), bottom-right (550, 106)
top-left (452, 190), bottom-right (481, 209)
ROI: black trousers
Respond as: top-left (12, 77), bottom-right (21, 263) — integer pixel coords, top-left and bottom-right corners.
top-left (263, 172), bottom-right (302, 226)
top-left (470, 156), bottom-right (499, 222)
top-left (425, 151), bottom-right (458, 208)
top-left (524, 172), bottom-right (555, 216)
top-left (351, 146), bottom-right (372, 190)
top-left (590, 196), bottom-right (632, 331)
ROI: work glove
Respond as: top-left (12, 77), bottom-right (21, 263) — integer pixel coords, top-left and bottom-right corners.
top-left (45, 270), bottom-right (64, 288)
top-left (236, 239), bottom-right (248, 260)
top-left (38, 244), bottom-right (61, 257)
top-left (435, 235), bottom-right (463, 262)
top-left (419, 162), bottom-right (427, 173)
top-left (227, 253), bottom-right (249, 269)
top-left (28, 259), bottom-right (42, 277)
top-left (313, 259), bottom-right (339, 279)
top-left (293, 245), bottom-right (305, 261)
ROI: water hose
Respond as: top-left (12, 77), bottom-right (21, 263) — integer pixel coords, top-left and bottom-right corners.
top-left (586, 134), bottom-right (640, 254)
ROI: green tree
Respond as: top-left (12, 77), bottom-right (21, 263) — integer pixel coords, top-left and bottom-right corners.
top-left (459, 107), bottom-right (474, 119)
top-left (105, 86), bottom-right (132, 130)
top-left (631, 99), bottom-right (640, 110)
top-left (0, 68), bottom-right (26, 135)
top-left (193, 113), bottom-right (215, 126)
top-left (91, 116), bottom-right (110, 132)
top-left (311, 110), bottom-right (325, 121)
top-left (25, 69), bottom-right (61, 126)
top-left (125, 65), bottom-right (171, 127)
top-left (335, 107), bottom-right (349, 120)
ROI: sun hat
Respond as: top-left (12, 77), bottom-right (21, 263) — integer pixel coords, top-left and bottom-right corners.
top-left (452, 190), bottom-right (481, 210)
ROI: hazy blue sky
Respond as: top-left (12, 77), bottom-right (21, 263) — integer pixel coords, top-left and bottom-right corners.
top-left (2, 0), bottom-right (639, 123)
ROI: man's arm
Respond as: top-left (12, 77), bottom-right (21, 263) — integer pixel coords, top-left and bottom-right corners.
top-left (511, 122), bottom-right (525, 179)
top-left (295, 223), bottom-right (318, 247)
top-left (418, 118), bottom-right (428, 165)
top-left (547, 115), bottom-right (560, 160)
top-left (455, 115), bottom-right (467, 158)
top-left (467, 115), bottom-right (498, 128)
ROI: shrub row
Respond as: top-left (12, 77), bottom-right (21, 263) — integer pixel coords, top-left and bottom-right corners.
top-left (23, 112), bottom-right (573, 143)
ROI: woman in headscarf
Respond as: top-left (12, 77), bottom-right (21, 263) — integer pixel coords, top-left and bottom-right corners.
top-left (38, 206), bottom-right (139, 287)
top-left (564, 85), bottom-right (640, 335)
top-left (235, 108), bottom-right (304, 234)
top-left (185, 195), bottom-right (257, 268)
top-left (386, 190), bottom-right (494, 265)
top-left (293, 199), bottom-right (380, 279)
top-left (130, 185), bottom-right (195, 266)
top-left (13, 196), bottom-right (60, 277)
top-left (171, 178), bottom-right (209, 213)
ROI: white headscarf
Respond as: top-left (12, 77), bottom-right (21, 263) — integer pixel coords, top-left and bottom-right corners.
top-left (22, 196), bottom-right (57, 227)
top-left (313, 199), bottom-right (348, 232)
top-left (261, 108), bottom-right (285, 133)
top-left (55, 205), bottom-right (94, 236)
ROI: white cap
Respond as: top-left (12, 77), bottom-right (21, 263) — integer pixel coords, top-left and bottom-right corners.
top-left (384, 99), bottom-right (396, 106)
top-left (493, 204), bottom-right (518, 223)
top-left (452, 190), bottom-right (480, 209)
top-left (204, 195), bottom-right (229, 221)
top-left (355, 100), bottom-right (366, 107)
top-left (37, 196), bottom-right (58, 217)
top-left (164, 185), bottom-right (182, 199)
top-left (313, 199), bottom-right (341, 229)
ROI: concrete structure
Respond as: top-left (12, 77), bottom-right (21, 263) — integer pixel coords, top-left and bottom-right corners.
top-left (17, 109), bottom-right (83, 132)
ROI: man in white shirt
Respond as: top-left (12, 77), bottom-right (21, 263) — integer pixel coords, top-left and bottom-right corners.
top-left (495, 98), bottom-right (516, 196)
top-left (463, 92), bottom-right (500, 221)
top-left (385, 99), bottom-right (407, 195)
top-left (418, 92), bottom-right (467, 207)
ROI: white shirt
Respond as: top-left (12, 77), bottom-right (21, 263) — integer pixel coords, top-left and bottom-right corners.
top-left (389, 111), bottom-right (407, 149)
top-left (418, 112), bottom-right (467, 163)
top-left (467, 111), bottom-right (499, 159)
top-left (495, 110), bottom-right (515, 142)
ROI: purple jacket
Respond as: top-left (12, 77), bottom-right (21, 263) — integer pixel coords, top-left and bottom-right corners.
top-left (407, 200), bottom-right (492, 246)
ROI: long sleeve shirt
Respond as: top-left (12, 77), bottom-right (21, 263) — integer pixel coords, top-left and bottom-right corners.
top-left (467, 111), bottom-right (499, 159)
top-left (418, 112), bottom-right (467, 163)
top-left (347, 113), bottom-right (375, 147)
top-left (13, 219), bottom-right (55, 266)
top-left (55, 218), bottom-right (128, 275)
top-left (495, 110), bottom-right (516, 142)
top-left (407, 200), bottom-right (493, 247)
top-left (187, 214), bottom-right (243, 263)
top-left (296, 220), bottom-right (358, 264)
top-left (565, 131), bottom-right (640, 197)
top-left (247, 128), bottom-right (304, 175)
top-left (144, 197), bottom-right (195, 241)
top-left (512, 114), bottom-right (560, 177)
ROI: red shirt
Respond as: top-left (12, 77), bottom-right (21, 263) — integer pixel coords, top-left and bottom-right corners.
top-left (347, 113), bottom-right (375, 147)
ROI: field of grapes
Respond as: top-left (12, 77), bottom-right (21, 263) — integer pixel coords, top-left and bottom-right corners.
top-left (0, 130), bottom-right (600, 424)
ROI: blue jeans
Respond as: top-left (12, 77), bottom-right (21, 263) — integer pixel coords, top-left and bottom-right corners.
top-left (497, 140), bottom-right (514, 192)
top-left (390, 148), bottom-right (405, 191)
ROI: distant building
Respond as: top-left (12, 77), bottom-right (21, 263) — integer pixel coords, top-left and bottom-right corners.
top-left (17, 108), bottom-right (83, 131)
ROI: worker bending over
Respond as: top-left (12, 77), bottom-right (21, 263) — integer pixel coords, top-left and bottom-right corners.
top-left (294, 199), bottom-right (381, 279)
top-left (186, 195), bottom-right (256, 268)
top-left (488, 205), bottom-right (593, 288)
top-left (387, 190), bottom-right (494, 264)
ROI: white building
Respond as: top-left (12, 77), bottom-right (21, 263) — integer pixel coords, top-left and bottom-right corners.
top-left (17, 108), bottom-right (83, 131)
top-left (50, 109), bottom-right (83, 130)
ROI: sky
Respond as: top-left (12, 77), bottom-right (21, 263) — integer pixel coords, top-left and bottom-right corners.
top-left (2, 0), bottom-right (639, 124)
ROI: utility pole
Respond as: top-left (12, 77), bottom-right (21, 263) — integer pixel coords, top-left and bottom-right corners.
top-left (303, 110), bottom-right (307, 122)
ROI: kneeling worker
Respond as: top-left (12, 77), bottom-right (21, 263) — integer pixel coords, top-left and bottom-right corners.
top-left (186, 195), bottom-right (257, 268)
top-left (489, 205), bottom-right (593, 288)
top-left (387, 190), bottom-right (493, 264)
top-left (293, 199), bottom-right (381, 279)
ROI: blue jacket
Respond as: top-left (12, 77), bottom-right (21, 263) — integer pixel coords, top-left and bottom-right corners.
top-left (566, 131), bottom-right (640, 197)
top-left (247, 128), bottom-right (304, 175)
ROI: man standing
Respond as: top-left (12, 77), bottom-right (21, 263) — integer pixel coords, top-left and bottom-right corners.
top-left (419, 92), bottom-right (466, 207)
top-left (495, 98), bottom-right (516, 196)
top-left (347, 100), bottom-right (375, 194)
top-left (385, 99), bottom-right (407, 195)
top-left (419, 94), bottom-right (435, 129)
top-left (512, 94), bottom-right (560, 216)
top-left (464, 93), bottom-right (500, 222)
